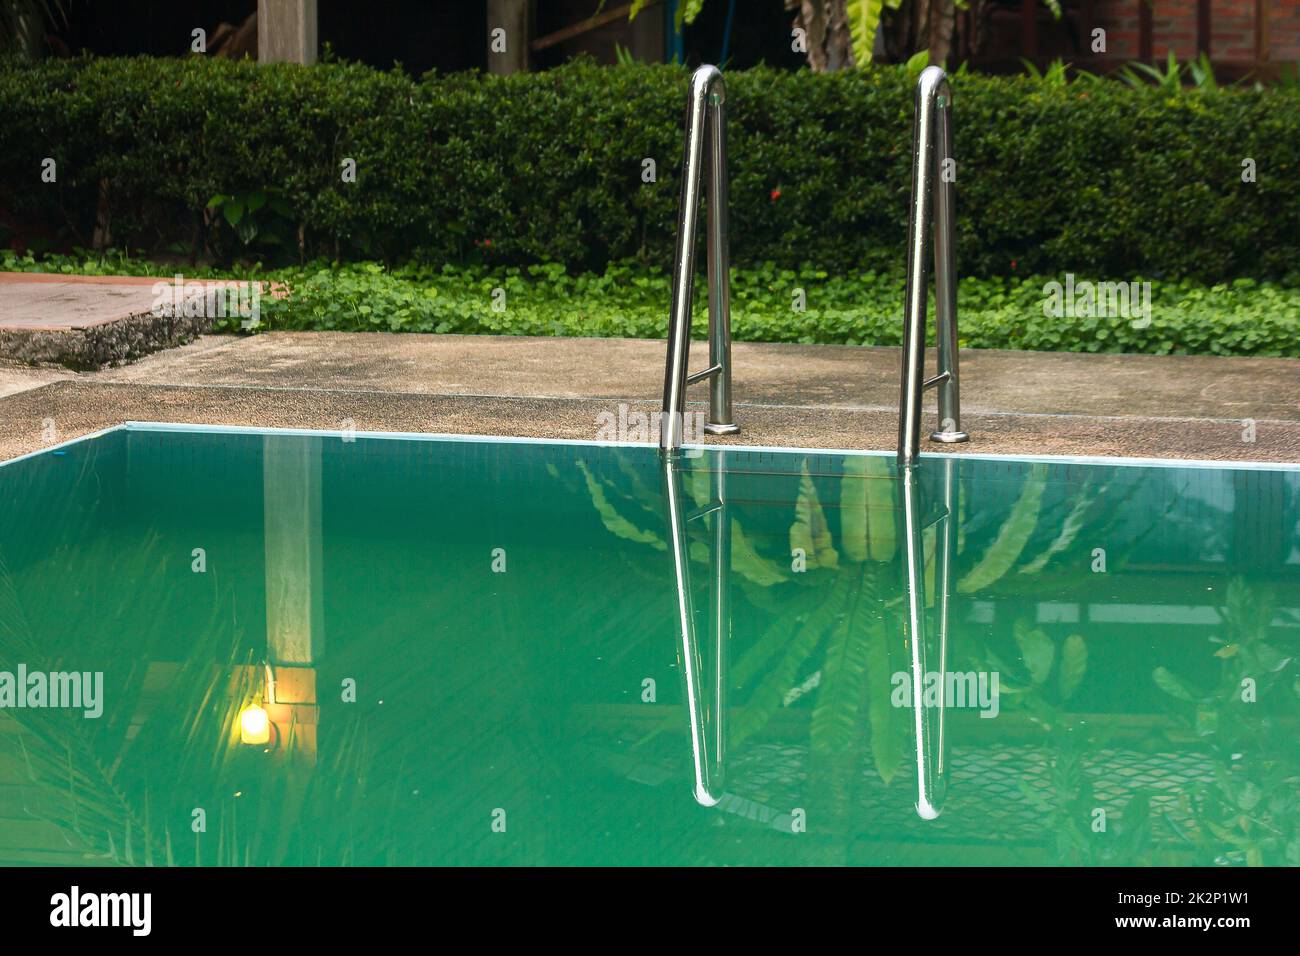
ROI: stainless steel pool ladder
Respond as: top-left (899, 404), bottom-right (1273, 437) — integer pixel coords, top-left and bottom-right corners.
top-left (898, 66), bottom-right (969, 468)
top-left (660, 65), bottom-right (738, 453)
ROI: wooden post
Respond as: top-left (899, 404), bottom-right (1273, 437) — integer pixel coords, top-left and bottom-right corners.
top-left (1255, 0), bottom-right (1270, 63)
top-left (1022, 0), bottom-right (1039, 60)
top-left (630, 0), bottom-right (666, 62)
top-left (257, 0), bottom-right (318, 65)
top-left (1138, 0), bottom-right (1152, 61)
top-left (488, 0), bottom-right (530, 74)
top-left (1196, 0), bottom-right (1211, 56)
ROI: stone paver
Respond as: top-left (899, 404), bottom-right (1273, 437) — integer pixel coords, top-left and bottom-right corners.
top-left (0, 275), bottom-right (162, 331)
top-left (0, 273), bottom-right (235, 368)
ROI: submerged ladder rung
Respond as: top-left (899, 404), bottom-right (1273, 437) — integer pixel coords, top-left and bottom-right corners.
top-left (922, 371), bottom-right (951, 391)
top-left (687, 502), bottom-right (723, 522)
top-left (686, 363), bottom-right (723, 386)
top-left (920, 505), bottom-right (951, 530)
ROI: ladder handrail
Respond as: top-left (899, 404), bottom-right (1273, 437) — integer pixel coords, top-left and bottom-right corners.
top-left (898, 66), bottom-right (968, 468)
top-left (660, 65), bottom-right (738, 453)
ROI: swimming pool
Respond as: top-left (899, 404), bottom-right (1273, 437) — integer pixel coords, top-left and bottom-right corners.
top-left (0, 423), bottom-right (1296, 866)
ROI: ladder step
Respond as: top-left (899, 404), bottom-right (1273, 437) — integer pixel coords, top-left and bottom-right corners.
top-left (922, 370), bottom-right (951, 391)
top-left (921, 506), bottom-right (951, 530)
top-left (686, 363), bottom-right (723, 385)
top-left (687, 502), bottom-right (722, 522)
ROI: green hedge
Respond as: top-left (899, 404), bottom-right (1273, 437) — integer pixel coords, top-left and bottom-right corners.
top-left (2, 56), bottom-right (1299, 281)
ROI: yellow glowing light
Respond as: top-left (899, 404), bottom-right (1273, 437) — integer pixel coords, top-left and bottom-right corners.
top-left (240, 704), bottom-right (270, 745)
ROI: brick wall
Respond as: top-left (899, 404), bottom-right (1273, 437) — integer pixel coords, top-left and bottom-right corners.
top-left (1091, 0), bottom-right (1300, 63)
top-left (1100, 4), bottom-right (1140, 56)
top-left (1273, 0), bottom-right (1300, 59)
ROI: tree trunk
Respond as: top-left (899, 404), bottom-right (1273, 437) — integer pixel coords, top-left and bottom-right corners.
top-left (797, 0), bottom-right (829, 72)
top-left (881, 0), bottom-right (923, 62)
top-left (791, 0), bottom-right (960, 69)
top-left (6, 0), bottom-right (44, 58)
top-left (787, 0), bottom-right (856, 72)
top-left (825, 0), bottom-right (854, 70)
top-left (929, 0), bottom-right (956, 66)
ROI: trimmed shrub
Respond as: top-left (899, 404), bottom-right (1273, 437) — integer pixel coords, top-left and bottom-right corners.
top-left (1, 56), bottom-right (1298, 281)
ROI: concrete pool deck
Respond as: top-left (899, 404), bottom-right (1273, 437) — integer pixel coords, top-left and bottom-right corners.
top-left (0, 331), bottom-right (1297, 464)
top-left (0, 272), bottom-right (224, 368)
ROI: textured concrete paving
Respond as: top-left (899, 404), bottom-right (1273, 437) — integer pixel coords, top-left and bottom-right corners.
top-left (93, 331), bottom-right (1300, 423)
top-left (1, 331), bottom-right (1296, 464)
top-left (0, 273), bottom-right (230, 368)
top-left (0, 273), bottom-right (164, 331)
top-left (0, 361), bottom-right (73, 399)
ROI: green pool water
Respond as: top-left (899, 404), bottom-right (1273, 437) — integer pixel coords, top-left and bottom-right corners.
top-left (0, 424), bottom-right (1296, 867)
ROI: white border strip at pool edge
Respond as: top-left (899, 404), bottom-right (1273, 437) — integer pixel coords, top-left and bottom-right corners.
top-left (4, 421), bottom-right (1296, 473)
top-left (94, 420), bottom-right (1300, 473)
top-left (0, 424), bottom-right (124, 470)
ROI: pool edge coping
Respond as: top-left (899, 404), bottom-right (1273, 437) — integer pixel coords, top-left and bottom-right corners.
top-left (0, 423), bottom-right (124, 469)
top-left (128, 421), bottom-right (1300, 472)
top-left (5, 420), bottom-right (1298, 473)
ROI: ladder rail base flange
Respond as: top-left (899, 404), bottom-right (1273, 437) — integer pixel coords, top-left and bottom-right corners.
top-left (929, 430), bottom-right (969, 444)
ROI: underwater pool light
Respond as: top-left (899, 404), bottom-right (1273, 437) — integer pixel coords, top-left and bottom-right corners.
top-left (239, 704), bottom-right (270, 746)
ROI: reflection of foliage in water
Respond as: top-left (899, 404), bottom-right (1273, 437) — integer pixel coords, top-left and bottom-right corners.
top-left (8, 444), bottom-right (1289, 866)
top-left (0, 529), bottom-right (400, 866)
top-left (578, 457), bottom-right (1068, 737)
top-left (568, 453), bottom-right (1088, 863)
top-left (1152, 579), bottom-right (1300, 866)
top-left (982, 620), bottom-right (1154, 865)
top-left (566, 453), bottom-right (1300, 865)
